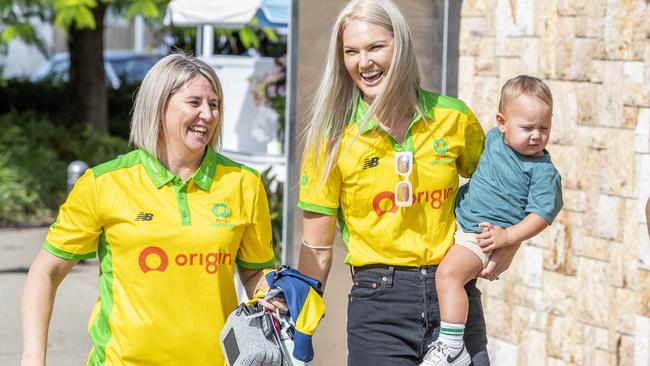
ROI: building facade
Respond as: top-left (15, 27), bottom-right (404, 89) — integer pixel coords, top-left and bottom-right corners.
top-left (458, 0), bottom-right (650, 364)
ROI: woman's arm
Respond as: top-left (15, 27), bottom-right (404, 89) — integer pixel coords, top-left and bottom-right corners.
top-left (298, 211), bottom-right (337, 289)
top-left (238, 268), bottom-right (266, 299)
top-left (238, 211), bottom-right (335, 309)
top-left (21, 249), bottom-right (77, 366)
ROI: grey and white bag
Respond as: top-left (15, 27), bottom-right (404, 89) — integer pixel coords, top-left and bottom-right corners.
top-left (220, 303), bottom-right (310, 366)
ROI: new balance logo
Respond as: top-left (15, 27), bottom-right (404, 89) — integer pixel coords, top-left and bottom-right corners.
top-left (362, 157), bottom-right (379, 169)
top-left (135, 212), bottom-right (154, 221)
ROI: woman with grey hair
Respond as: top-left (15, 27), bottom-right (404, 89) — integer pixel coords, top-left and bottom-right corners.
top-left (296, 0), bottom-right (503, 365)
top-left (21, 53), bottom-right (278, 365)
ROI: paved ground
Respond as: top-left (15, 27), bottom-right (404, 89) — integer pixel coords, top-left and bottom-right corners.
top-left (0, 227), bottom-right (350, 365)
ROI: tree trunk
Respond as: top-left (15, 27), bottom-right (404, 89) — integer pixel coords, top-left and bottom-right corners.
top-left (68, 3), bottom-right (107, 132)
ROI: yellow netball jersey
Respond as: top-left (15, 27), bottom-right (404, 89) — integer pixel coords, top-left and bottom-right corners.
top-left (45, 147), bottom-right (275, 365)
top-left (299, 89), bottom-right (485, 267)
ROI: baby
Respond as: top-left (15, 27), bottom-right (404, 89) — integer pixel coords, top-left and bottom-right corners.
top-left (421, 75), bottom-right (563, 366)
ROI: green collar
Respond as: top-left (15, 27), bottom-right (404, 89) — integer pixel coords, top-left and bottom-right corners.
top-left (352, 87), bottom-right (435, 134)
top-left (139, 146), bottom-right (217, 191)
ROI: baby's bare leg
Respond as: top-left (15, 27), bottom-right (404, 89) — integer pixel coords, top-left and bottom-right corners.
top-left (436, 245), bottom-right (484, 324)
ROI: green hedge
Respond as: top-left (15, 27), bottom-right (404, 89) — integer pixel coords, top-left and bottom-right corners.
top-left (0, 77), bottom-right (137, 140)
top-left (0, 111), bottom-right (128, 227)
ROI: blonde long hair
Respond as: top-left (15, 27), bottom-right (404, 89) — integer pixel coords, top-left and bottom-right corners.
top-left (303, 0), bottom-right (423, 183)
top-left (130, 53), bottom-right (224, 159)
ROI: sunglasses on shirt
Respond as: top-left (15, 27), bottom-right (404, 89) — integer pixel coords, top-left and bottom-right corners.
top-left (395, 151), bottom-right (413, 207)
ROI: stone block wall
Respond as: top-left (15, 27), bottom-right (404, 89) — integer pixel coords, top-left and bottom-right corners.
top-left (458, 0), bottom-right (650, 364)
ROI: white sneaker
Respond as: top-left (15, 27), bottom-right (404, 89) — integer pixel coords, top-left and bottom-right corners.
top-left (419, 341), bottom-right (470, 366)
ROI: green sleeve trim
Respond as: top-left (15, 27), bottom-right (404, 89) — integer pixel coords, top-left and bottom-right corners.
top-left (43, 241), bottom-right (96, 260)
top-left (297, 201), bottom-right (338, 216)
top-left (87, 233), bottom-right (114, 364)
top-left (336, 211), bottom-right (350, 247)
top-left (236, 257), bottom-right (276, 269)
top-left (344, 254), bottom-right (353, 265)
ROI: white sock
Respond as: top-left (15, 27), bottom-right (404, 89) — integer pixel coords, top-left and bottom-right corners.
top-left (438, 321), bottom-right (465, 350)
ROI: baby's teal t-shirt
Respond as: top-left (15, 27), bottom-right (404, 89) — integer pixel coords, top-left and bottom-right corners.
top-left (455, 127), bottom-right (563, 233)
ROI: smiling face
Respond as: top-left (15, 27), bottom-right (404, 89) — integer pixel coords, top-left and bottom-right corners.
top-left (161, 76), bottom-right (219, 161)
top-left (342, 19), bottom-right (394, 104)
top-left (497, 93), bottom-right (552, 156)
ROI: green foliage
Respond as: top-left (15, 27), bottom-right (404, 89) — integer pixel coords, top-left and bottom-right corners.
top-left (260, 27), bottom-right (279, 43)
top-left (57, 124), bottom-right (130, 166)
top-left (0, 111), bottom-right (65, 226)
top-left (0, 77), bottom-right (137, 140)
top-left (260, 168), bottom-right (284, 263)
top-left (124, 0), bottom-right (164, 19)
top-left (53, 0), bottom-right (98, 29)
top-left (168, 18), bottom-right (284, 57)
top-left (0, 110), bottom-right (129, 227)
top-left (1, 23), bottom-right (28, 42)
top-left (0, 0), bottom-right (50, 56)
top-left (0, 78), bottom-right (70, 122)
top-left (52, 0), bottom-right (168, 30)
top-left (238, 25), bottom-right (261, 50)
top-left (0, 0), bottom-right (170, 58)
top-left (106, 81), bottom-right (139, 139)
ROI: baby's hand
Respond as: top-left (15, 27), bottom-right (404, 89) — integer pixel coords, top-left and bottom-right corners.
top-left (477, 222), bottom-right (510, 252)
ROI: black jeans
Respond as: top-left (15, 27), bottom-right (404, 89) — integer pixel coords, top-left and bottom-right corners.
top-left (347, 265), bottom-right (489, 366)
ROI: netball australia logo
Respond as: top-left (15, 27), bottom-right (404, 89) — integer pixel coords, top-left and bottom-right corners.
top-left (211, 203), bottom-right (235, 228)
top-left (212, 203), bottom-right (230, 218)
top-left (433, 138), bottom-right (448, 154)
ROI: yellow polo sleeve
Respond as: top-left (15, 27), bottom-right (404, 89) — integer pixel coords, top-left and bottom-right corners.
top-left (44, 170), bottom-right (101, 260)
top-left (456, 108), bottom-right (485, 178)
top-left (298, 143), bottom-right (342, 216)
top-left (236, 175), bottom-right (275, 268)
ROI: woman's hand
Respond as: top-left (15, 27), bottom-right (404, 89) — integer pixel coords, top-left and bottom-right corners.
top-left (476, 222), bottom-right (511, 252)
top-left (253, 276), bottom-right (289, 313)
top-left (258, 298), bottom-right (288, 314)
top-left (478, 243), bottom-right (521, 281)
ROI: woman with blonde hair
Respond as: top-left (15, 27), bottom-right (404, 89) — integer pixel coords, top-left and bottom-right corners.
top-left (296, 0), bottom-right (509, 364)
top-left (21, 53), bottom-right (279, 365)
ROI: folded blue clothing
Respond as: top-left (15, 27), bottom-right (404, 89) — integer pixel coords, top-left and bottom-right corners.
top-left (264, 266), bottom-right (326, 362)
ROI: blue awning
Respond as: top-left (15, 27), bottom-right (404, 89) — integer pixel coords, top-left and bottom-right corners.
top-left (256, 0), bottom-right (289, 28)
